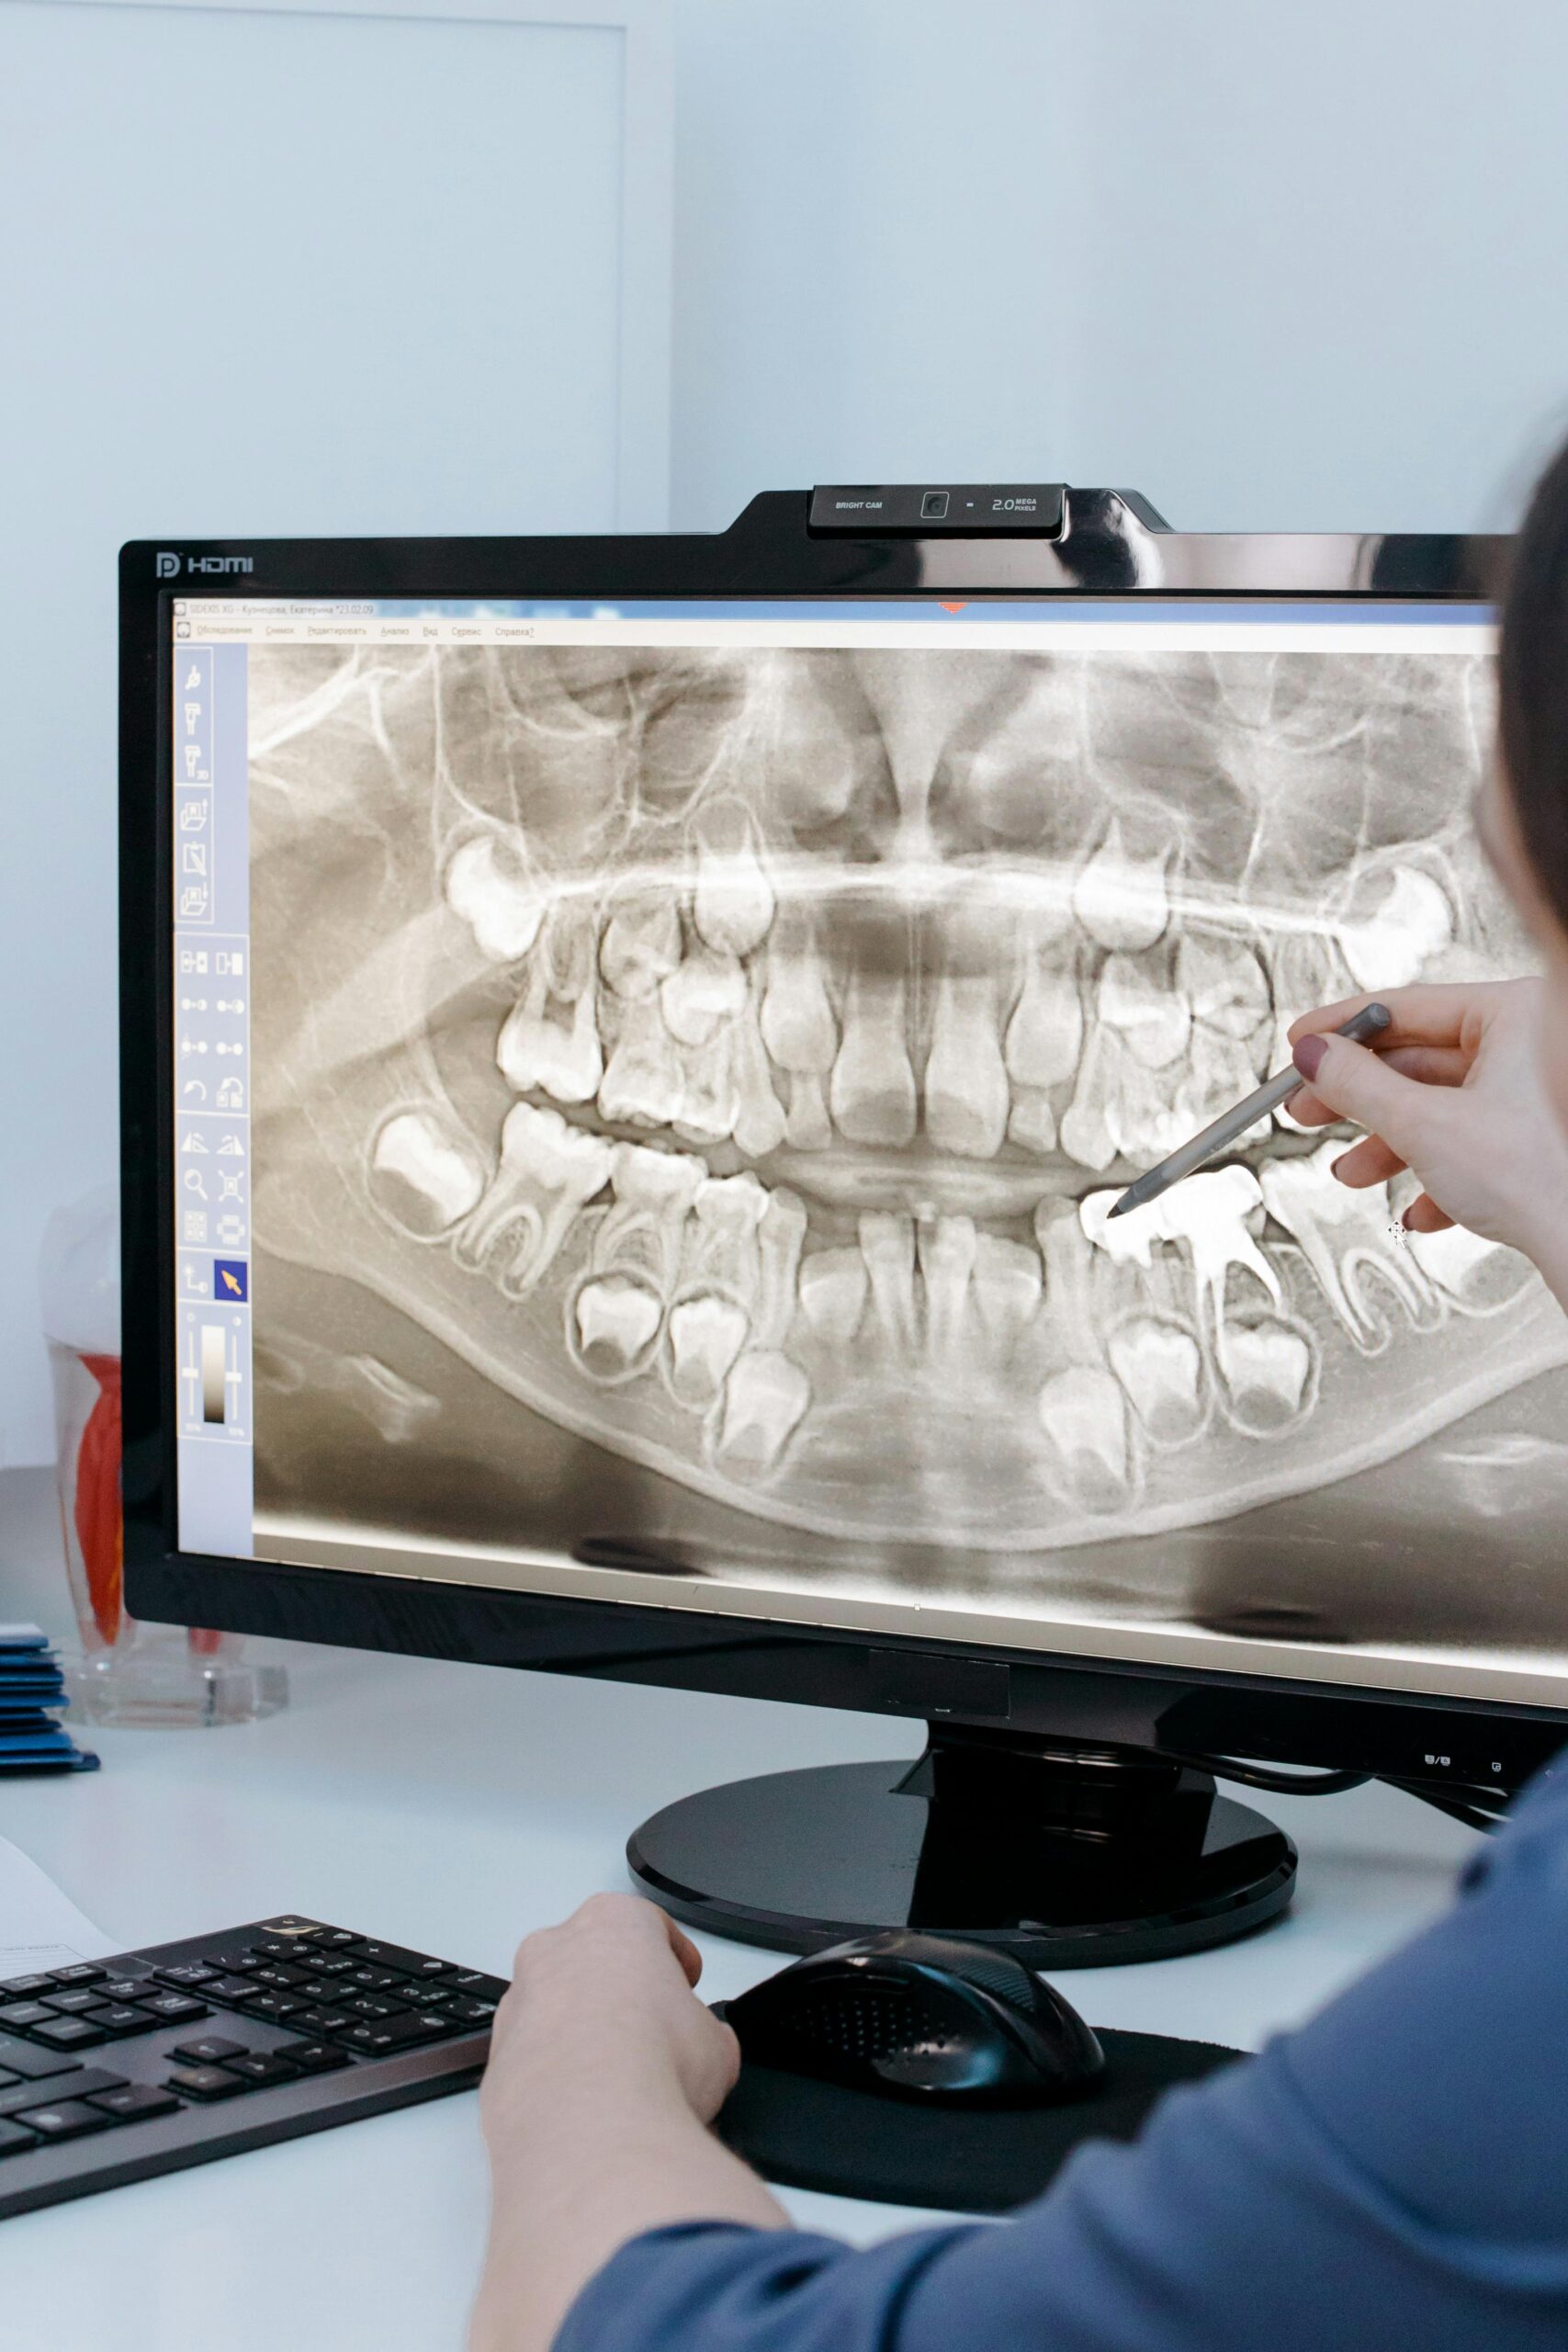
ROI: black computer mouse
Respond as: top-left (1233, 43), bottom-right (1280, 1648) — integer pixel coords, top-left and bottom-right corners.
top-left (722, 1929), bottom-right (1105, 2107)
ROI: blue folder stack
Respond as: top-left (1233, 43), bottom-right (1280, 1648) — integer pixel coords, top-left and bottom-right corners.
top-left (0, 1625), bottom-right (99, 1773)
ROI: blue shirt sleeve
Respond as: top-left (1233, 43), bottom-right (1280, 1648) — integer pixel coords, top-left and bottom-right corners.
top-left (554, 1760), bottom-right (1568, 2352)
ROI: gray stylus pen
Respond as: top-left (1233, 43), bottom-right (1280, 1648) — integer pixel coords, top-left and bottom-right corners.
top-left (1107, 1000), bottom-right (1393, 1219)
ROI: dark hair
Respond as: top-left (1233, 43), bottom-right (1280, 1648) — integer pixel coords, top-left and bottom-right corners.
top-left (1499, 438), bottom-right (1568, 933)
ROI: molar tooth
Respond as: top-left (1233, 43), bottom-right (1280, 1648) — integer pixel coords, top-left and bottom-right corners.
top-left (796, 1247), bottom-right (868, 1344)
top-left (784, 1071), bottom-right (833, 1151)
top-left (916, 1215), bottom-right (976, 1356)
top-left (1087, 1161), bottom-right (1281, 1330)
top-left (497, 968), bottom-right (604, 1105)
top-left (1108, 1316), bottom-right (1206, 1448)
top-left (1258, 1142), bottom-right (1438, 1351)
top-left (600, 888), bottom-right (682, 1001)
top-left (710, 1350), bottom-right (812, 1475)
top-left (1035, 1367), bottom-right (1135, 1511)
top-left (666, 1295), bottom-right (750, 1409)
top-left (455, 1103), bottom-right (614, 1296)
top-left (596, 1143), bottom-right (706, 1287)
top-left (1003, 956), bottom-right (1083, 1089)
top-left (672, 1034), bottom-right (739, 1145)
top-left (829, 974), bottom-right (917, 1148)
top-left (368, 1107), bottom-right (487, 1239)
top-left (570, 1276), bottom-right (664, 1384)
top-left (1070, 819), bottom-right (1171, 953)
top-left (1007, 1087), bottom-right (1057, 1155)
top-left (660, 944), bottom-right (748, 1046)
top-left (541, 898), bottom-right (597, 1001)
top-left (1176, 933), bottom-right (1271, 1041)
top-left (924, 975), bottom-right (1009, 1159)
top-left (1099, 949), bottom-right (1191, 1069)
top-left (760, 946), bottom-right (839, 1075)
top-left (859, 1210), bottom-right (918, 1351)
top-left (692, 801), bottom-right (776, 957)
top-left (442, 829), bottom-right (545, 963)
top-left (1338, 865), bottom-right (1453, 989)
top-left (971, 1233), bottom-right (1043, 1348)
top-left (730, 996), bottom-right (788, 1159)
top-left (1404, 1223), bottom-right (1531, 1315)
top-left (599, 998), bottom-right (682, 1126)
top-left (663, 1173), bottom-right (769, 1408)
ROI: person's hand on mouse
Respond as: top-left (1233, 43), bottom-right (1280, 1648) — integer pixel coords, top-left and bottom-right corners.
top-left (1286, 979), bottom-right (1568, 1292)
top-left (470, 1894), bottom-right (784, 2352)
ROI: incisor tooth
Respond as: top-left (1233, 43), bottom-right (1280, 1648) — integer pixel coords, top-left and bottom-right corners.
top-left (925, 975), bottom-right (1009, 1158)
top-left (784, 1070), bottom-right (833, 1151)
top-left (369, 1108), bottom-right (487, 1238)
top-left (711, 1350), bottom-right (811, 1474)
top-left (692, 802), bottom-right (776, 957)
top-left (1070, 820), bottom-right (1171, 953)
top-left (497, 971), bottom-right (604, 1105)
top-left (660, 945), bottom-right (747, 1046)
top-left (860, 1211), bottom-right (918, 1351)
top-left (971, 1233), bottom-right (1043, 1347)
top-left (1099, 950), bottom-right (1190, 1069)
top-left (599, 999), bottom-right (682, 1126)
top-left (1338, 865), bottom-right (1453, 989)
top-left (455, 1104), bottom-right (614, 1296)
top-left (1004, 957), bottom-right (1083, 1088)
top-left (1036, 1367), bottom-right (1134, 1511)
top-left (796, 1248), bottom-right (868, 1344)
top-left (830, 975), bottom-right (917, 1148)
top-left (443, 831), bottom-right (545, 963)
top-left (917, 1215), bottom-right (976, 1356)
top-left (1108, 1317), bottom-right (1205, 1448)
top-left (1176, 933), bottom-right (1271, 1041)
top-left (600, 889), bottom-right (682, 1001)
top-left (760, 948), bottom-right (839, 1074)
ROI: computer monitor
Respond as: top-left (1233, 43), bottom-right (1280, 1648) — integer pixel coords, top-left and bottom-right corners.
top-left (120, 486), bottom-right (1567, 1969)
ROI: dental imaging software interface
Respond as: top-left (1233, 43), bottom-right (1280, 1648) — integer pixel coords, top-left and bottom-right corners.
top-left (168, 592), bottom-right (1568, 1704)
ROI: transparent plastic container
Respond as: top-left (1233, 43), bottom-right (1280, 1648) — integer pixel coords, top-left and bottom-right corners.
top-left (40, 1184), bottom-right (287, 1727)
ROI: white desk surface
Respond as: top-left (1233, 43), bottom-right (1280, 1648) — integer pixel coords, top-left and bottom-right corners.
top-left (0, 1465), bottom-right (1479, 2351)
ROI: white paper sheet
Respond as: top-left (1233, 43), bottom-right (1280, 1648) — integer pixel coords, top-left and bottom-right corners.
top-left (0, 1832), bottom-right (115, 1973)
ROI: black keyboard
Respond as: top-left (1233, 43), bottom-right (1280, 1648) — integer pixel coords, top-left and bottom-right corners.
top-left (0, 1914), bottom-right (504, 2220)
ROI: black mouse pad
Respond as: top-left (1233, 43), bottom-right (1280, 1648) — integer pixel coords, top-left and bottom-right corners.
top-left (716, 2030), bottom-right (1247, 2214)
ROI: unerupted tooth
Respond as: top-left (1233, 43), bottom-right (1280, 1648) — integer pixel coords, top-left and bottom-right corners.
top-left (1059, 1026), bottom-right (1121, 1171)
top-left (710, 1350), bottom-right (811, 1474)
top-left (1070, 819), bottom-right (1171, 953)
top-left (1108, 1316), bottom-right (1206, 1448)
top-left (730, 1000), bottom-right (788, 1159)
top-left (971, 1233), bottom-right (1043, 1347)
top-left (784, 1071), bottom-right (833, 1151)
top-left (600, 888), bottom-right (682, 1001)
top-left (1099, 949), bottom-right (1191, 1070)
top-left (1173, 1030), bottom-right (1270, 1128)
top-left (666, 1294), bottom-right (750, 1410)
top-left (1338, 864), bottom-right (1453, 989)
top-left (660, 944), bottom-right (748, 1046)
top-left (599, 999), bottom-right (683, 1127)
top-left (925, 976), bottom-right (1009, 1158)
top-left (754, 1187), bottom-right (808, 1346)
top-left (692, 801), bottom-right (776, 957)
top-left (569, 1274), bottom-right (664, 1384)
top-left (368, 1107), bottom-right (487, 1238)
top-left (1405, 1223), bottom-right (1529, 1315)
top-left (1258, 1144), bottom-right (1438, 1351)
top-left (1215, 1317), bottom-right (1315, 1437)
top-left (1176, 933), bottom-right (1271, 1042)
top-left (916, 1215), bottom-right (976, 1355)
top-left (1003, 956), bottom-right (1083, 1089)
top-left (497, 973), bottom-right (604, 1105)
top-left (859, 1210), bottom-right (918, 1351)
top-left (1036, 1367), bottom-right (1134, 1511)
top-left (672, 1035), bottom-right (739, 1145)
top-left (1102, 1052), bottom-right (1193, 1164)
top-left (760, 946), bottom-right (839, 1075)
top-left (1007, 1087), bottom-right (1057, 1155)
top-left (796, 1247), bottom-right (869, 1345)
top-left (442, 830), bottom-right (545, 963)
top-left (455, 1103), bottom-right (614, 1296)
top-left (829, 975), bottom-right (917, 1148)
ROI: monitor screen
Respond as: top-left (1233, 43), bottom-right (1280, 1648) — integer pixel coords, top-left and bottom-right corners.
top-left (166, 590), bottom-right (1568, 1710)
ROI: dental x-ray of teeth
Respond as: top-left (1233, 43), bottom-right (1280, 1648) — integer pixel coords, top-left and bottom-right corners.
top-left (242, 622), bottom-right (1568, 1683)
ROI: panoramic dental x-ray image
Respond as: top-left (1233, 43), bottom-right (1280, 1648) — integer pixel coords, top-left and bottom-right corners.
top-left (246, 624), bottom-right (1568, 1677)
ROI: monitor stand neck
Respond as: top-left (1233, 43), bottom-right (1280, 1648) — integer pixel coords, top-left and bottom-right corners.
top-left (627, 1721), bottom-right (1296, 1969)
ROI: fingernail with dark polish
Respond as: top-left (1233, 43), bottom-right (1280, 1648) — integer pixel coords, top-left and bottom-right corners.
top-left (1292, 1034), bottom-right (1327, 1082)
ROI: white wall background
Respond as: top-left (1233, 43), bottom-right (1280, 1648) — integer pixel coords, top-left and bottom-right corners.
top-left (7, 0), bottom-right (1568, 1459)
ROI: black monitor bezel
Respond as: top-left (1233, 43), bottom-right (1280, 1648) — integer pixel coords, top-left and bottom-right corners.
top-left (118, 492), bottom-right (1566, 1798)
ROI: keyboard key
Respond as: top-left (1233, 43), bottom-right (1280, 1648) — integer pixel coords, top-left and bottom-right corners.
top-left (101, 1977), bottom-right (154, 2003)
top-left (442, 1996), bottom-right (499, 2027)
top-left (30, 2018), bottom-right (107, 2052)
top-left (243, 1966), bottom-right (297, 1992)
top-left (48, 1964), bottom-right (109, 1987)
top-left (309, 1954), bottom-right (356, 1977)
top-left (80, 2006), bottom-right (161, 2037)
top-left (0, 1974), bottom-right (55, 1997)
top-left (203, 1976), bottom-right (258, 2004)
top-left (87, 2084), bottom-right (183, 2122)
top-left (13, 2098), bottom-right (115, 2142)
top-left (0, 2034), bottom-right (84, 2081)
top-left (140, 1993), bottom-right (211, 2025)
top-left (245, 1940), bottom-right (310, 1963)
top-left (446, 1971), bottom-right (509, 2003)
top-left (342, 1967), bottom-right (403, 1995)
top-left (237, 1992), bottom-right (303, 2023)
top-left (254, 1917), bottom-right (328, 1941)
top-left (273, 2040), bottom-right (351, 2075)
top-left (342, 1994), bottom-right (409, 2022)
top-left (0, 2069), bottom-right (127, 2118)
top-left (288, 1977), bottom-right (341, 2003)
top-left (223, 2053), bottom-right (300, 2087)
top-left (311, 1930), bottom-right (363, 1951)
top-left (0, 2118), bottom-right (37, 2155)
top-left (337, 2011), bottom-right (449, 2055)
top-left (350, 1942), bottom-right (457, 1980)
top-left (0, 2002), bottom-right (56, 2030)
top-left (40, 1988), bottom-right (105, 2015)
top-left (173, 2036), bottom-right (249, 2065)
top-left (295, 2007), bottom-right (354, 2036)
top-left (152, 1963), bottom-right (220, 1989)
top-left (165, 2065), bottom-right (245, 2101)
